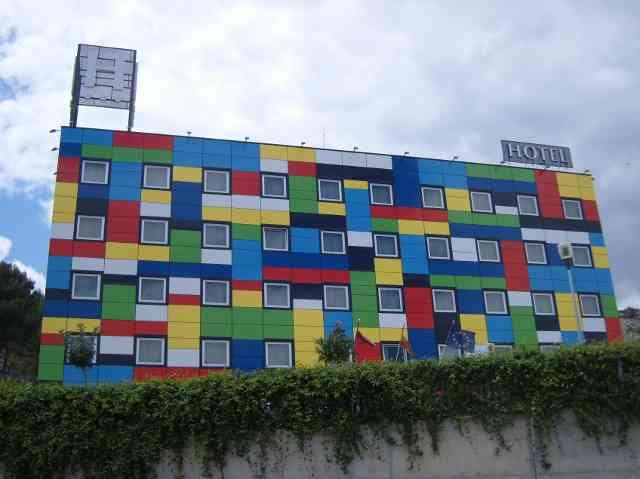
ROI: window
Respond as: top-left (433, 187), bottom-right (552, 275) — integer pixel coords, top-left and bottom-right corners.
top-left (369, 183), bottom-right (393, 205)
top-left (203, 280), bottom-right (230, 306)
top-left (422, 186), bottom-right (445, 209)
top-left (143, 165), bottom-right (170, 189)
top-left (321, 230), bottom-right (345, 254)
top-left (382, 343), bottom-right (407, 362)
top-left (477, 240), bottom-right (500, 262)
top-left (318, 179), bottom-right (342, 202)
top-left (264, 283), bottom-right (290, 308)
top-left (378, 287), bottom-right (403, 312)
top-left (374, 234), bottom-right (399, 257)
top-left (517, 195), bottom-right (539, 216)
top-left (203, 223), bottom-right (230, 248)
top-left (262, 174), bottom-right (287, 198)
top-left (525, 242), bottom-right (547, 265)
top-left (202, 340), bottom-right (230, 367)
top-left (265, 341), bottom-right (293, 368)
top-left (572, 245), bottom-right (592, 267)
top-left (540, 345), bottom-right (560, 354)
top-left (484, 291), bottom-right (508, 315)
top-left (432, 289), bottom-right (456, 313)
top-left (323, 285), bottom-right (350, 310)
top-left (562, 199), bottom-right (583, 220)
top-left (141, 219), bottom-right (168, 245)
top-left (579, 294), bottom-right (601, 317)
top-left (71, 273), bottom-right (101, 300)
top-left (532, 293), bottom-right (555, 316)
top-left (204, 170), bottom-right (230, 194)
top-left (427, 237), bottom-right (450, 260)
top-left (81, 160), bottom-right (109, 184)
top-left (438, 344), bottom-right (462, 358)
top-left (470, 191), bottom-right (493, 213)
top-left (75, 215), bottom-right (105, 241)
top-left (491, 344), bottom-right (513, 354)
top-left (263, 227), bottom-right (289, 251)
top-left (138, 277), bottom-right (166, 304)
top-left (65, 335), bottom-right (97, 364)
top-left (136, 338), bottom-right (165, 366)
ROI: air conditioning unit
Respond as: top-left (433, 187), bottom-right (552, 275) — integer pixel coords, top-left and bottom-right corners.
top-left (558, 242), bottom-right (573, 261)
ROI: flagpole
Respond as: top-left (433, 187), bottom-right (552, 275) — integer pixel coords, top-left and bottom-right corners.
top-left (353, 318), bottom-right (360, 364)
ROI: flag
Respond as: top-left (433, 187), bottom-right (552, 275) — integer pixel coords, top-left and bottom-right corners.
top-left (445, 319), bottom-right (476, 354)
top-left (398, 320), bottom-right (413, 359)
top-left (355, 329), bottom-right (374, 347)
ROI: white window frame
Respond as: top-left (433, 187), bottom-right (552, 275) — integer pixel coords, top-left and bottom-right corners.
top-left (136, 337), bottom-right (165, 366)
top-left (75, 215), bottom-right (105, 241)
top-left (382, 343), bottom-right (408, 362)
top-left (484, 290), bottom-right (508, 315)
top-left (81, 160), bottom-right (109, 185)
top-left (421, 186), bottom-right (445, 209)
top-left (203, 223), bottom-right (230, 249)
top-left (532, 293), bottom-right (556, 316)
top-left (262, 227), bottom-right (289, 252)
top-left (373, 233), bottom-right (399, 258)
top-left (377, 287), bottom-right (404, 313)
top-left (321, 230), bottom-right (346, 255)
top-left (427, 236), bottom-right (451, 260)
top-left (562, 199), bottom-right (583, 220)
top-left (470, 191), bottom-right (493, 213)
top-left (202, 280), bottom-right (231, 306)
top-left (204, 169), bottom-right (230, 194)
top-left (261, 174), bottom-right (288, 198)
top-left (140, 219), bottom-right (169, 245)
top-left (263, 282), bottom-right (291, 309)
top-left (438, 343), bottom-right (462, 358)
top-left (318, 178), bottom-right (343, 202)
top-left (143, 164), bottom-right (171, 189)
top-left (201, 339), bottom-right (230, 367)
top-left (71, 273), bottom-right (101, 300)
top-left (477, 240), bottom-right (501, 263)
top-left (432, 289), bottom-right (457, 313)
top-left (579, 294), bottom-right (601, 317)
top-left (517, 195), bottom-right (539, 216)
top-left (138, 277), bottom-right (167, 304)
top-left (323, 285), bottom-right (350, 310)
top-left (571, 245), bottom-right (593, 267)
top-left (524, 242), bottom-right (547, 265)
top-left (265, 341), bottom-right (293, 368)
top-left (369, 183), bottom-right (394, 206)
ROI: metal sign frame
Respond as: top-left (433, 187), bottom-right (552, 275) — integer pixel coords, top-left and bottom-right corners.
top-left (500, 140), bottom-right (573, 168)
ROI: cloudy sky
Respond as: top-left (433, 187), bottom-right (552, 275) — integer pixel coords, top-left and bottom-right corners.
top-left (0, 1), bottom-right (638, 307)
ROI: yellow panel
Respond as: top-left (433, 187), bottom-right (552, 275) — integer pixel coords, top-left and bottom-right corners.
top-left (380, 328), bottom-right (403, 341)
top-left (558, 184), bottom-right (580, 198)
top-left (294, 326), bottom-right (323, 342)
top-left (66, 318), bottom-right (101, 332)
top-left (398, 219), bottom-right (424, 235)
top-left (556, 172), bottom-right (579, 187)
top-left (374, 258), bottom-right (403, 273)
top-left (261, 210), bottom-right (290, 225)
top-left (138, 244), bottom-right (170, 262)
top-left (293, 309), bottom-right (324, 327)
top-left (358, 327), bottom-right (381, 343)
top-left (375, 271), bottom-right (403, 285)
top-left (53, 196), bottom-right (77, 214)
top-left (592, 246), bottom-right (609, 268)
top-left (141, 189), bottom-right (171, 204)
top-left (344, 179), bottom-right (368, 190)
top-left (559, 315), bottom-right (579, 331)
top-left (445, 188), bottom-right (470, 211)
top-left (168, 305), bottom-right (200, 323)
top-left (318, 202), bottom-right (346, 216)
top-left (287, 146), bottom-right (315, 163)
top-left (459, 314), bottom-right (486, 331)
top-left (294, 339), bottom-right (320, 352)
top-left (168, 337), bottom-right (199, 349)
top-left (260, 144), bottom-right (288, 161)
top-left (233, 290), bottom-right (262, 308)
top-left (41, 317), bottom-right (67, 334)
top-left (168, 321), bottom-right (200, 338)
top-left (173, 166), bottom-right (202, 183)
top-left (579, 186), bottom-right (595, 201)
top-left (577, 175), bottom-right (594, 189)
top-left (295, 350), bottom-right (320, 367)
top-left (555, 293), bottom-right (577, 317)
top-left (424, 221), bottom-right (450, 235)
top-left (203, 206), bottom-right (231, 221)
top-left (106, 242), bottom-right (138, 260)
top-left (53, 211), bottom-right (74, 223)
top-left (231, 208), bottom-right (261, 225)
top-left (54, 182), bottom-right (78, 198)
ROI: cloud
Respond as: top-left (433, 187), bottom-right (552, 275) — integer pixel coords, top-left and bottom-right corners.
top-left (0, 235), bottom-right (11, 261)
top-left (0, 234), bottom-right (45, 291)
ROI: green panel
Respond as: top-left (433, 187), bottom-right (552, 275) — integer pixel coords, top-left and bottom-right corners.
top-left (350, 283), bottom-right (376, 296)
top-left (232, 224), bottom-right (261, 241)
top-left (512, 314), bottom-right (536, 330)
top-left (143, 149), bottom-right (172, 164)
top-left (171, 229), bottom-right (201, 247)
top-left (81, 144), bottom-right (112, 159)
top-left (290, 198), bottom-right (318, 213)
top-left (102, 284), bottom-right (136, 303)
top-left (493, 166), bottom-right (513, 181)
top-left (600, 294), bottom-right (618, 316)
top-left (372, 218), bottom-right (398, 232)
top-left (201, 307), bottom-right (232, 322)
top-left (289, 176), bottom-right (317, 195)
top-left (351, 294), bottom-right (378, 312)
top-left (510, 306), bottom-right (534, 316)
top-left (233, 324), bottom-right (264, 340)
top-left (350, 271), bottom-right (376, 285)
top-left (263, 323), bottom-right (293, 340)
top-left (480, 277), bottom-right (507, 289)
top-left (112, 147), bottom-right (143, 163)
top-left (496, 214), bottom-right (520, 228)
top-left (38, 362), bottom-right (63, 381)
top-left (101, 302), bottom-right (135, 320)
top-left (39, 345), bottom-right (64, 364)
top-left (430, 275), bottom-right (456, 288)
top-left (170, 246), bottom-right (200, 263)
top-left (353, 310), bottom-right (378, 327)
top-left (472, 213), bottom-right (497, 226)
top-left (465, 163), bottom-right (493, 179)
top-left (514, 329), bottom-right (538, 346)
top-left (263, 309), bottom-right (293, 325)
top-left (233, 307), bottom-right (263, 323)
top-left (232, 308), bottom-right (264, 339)
top-left (447, 211), bottom-right (473, 224)
top-left (455, 276), bottom-right (481, 290)
top-left (511, 168), bottom-right (536, 182)
top-left (201, 321), bottom-right (233, 337)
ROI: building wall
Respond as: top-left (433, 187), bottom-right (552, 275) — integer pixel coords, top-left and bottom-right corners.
top-left (38, 127), bottom-right (623, 384)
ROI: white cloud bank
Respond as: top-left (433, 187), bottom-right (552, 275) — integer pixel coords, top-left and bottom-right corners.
top-left (0, 234), bottom-right (45, 291)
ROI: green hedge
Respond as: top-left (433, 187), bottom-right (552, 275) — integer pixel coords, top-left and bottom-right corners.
top-left (1, 343), bottom-right (640, 479)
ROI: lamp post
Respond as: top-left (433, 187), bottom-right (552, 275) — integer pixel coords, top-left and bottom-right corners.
top-left (558, 242), bottom-right (585, 344)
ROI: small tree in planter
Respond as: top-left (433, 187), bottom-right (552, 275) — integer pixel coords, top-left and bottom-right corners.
top-left (60, 324), bottom-right (99, 386)
top-left (315, 321), bottom-right (352, 365)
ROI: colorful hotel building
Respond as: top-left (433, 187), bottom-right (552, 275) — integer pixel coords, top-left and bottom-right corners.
top-left (38, 127), bottom-right (622, 384)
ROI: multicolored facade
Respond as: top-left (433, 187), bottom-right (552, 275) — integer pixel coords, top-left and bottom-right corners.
top-left (38, 127), bottom-right (622, 384)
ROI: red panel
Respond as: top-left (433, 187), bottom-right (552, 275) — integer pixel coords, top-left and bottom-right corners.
top-left (583, 200), bottom-right (600, 222)
top-left (41, 333), bottom-right (64, 345)
top-left (288, 162), bottom-right (316, 177)
top-left (370, 205), bottom-right (396, 219)
top-left (422, 209), bottom-right (449, 222)
top-left (232, 280), bottom-right (262, 291)
top-left (534, 170), bottom-right (558, 184)
top-left (605, 317), bottom-right (623, 343)
top-left (500, 240), bottom-right (526, 264)
top-left (73, 241), bottom-right (106, 258)
top-left (50, 239), bottom-right (73, 257)
top-left (262, 267), bottom-right (292, 281)
top-left (321, 269), bottom-right (350, 284)
top-left (200, 368), bottom-right (227, 376)
top-left (505, 275), bottom-right (530, 292)
top-left (134, 367), bottom-right (166, 381)
top-left (407, 313), bottom-right (434, 329)
top-left (404, 287), bottom-right (432, 313)
top-left (292, 268), bottom-right (322, 284)
top-left (169, 294), bottom-right (200, 305)
top-left (101, 320), bottom-right (135, 336)
top-left (165, 367), bottom-right (201, 380)
top-left (396, 207), bottom-right (423, 221)
top-left (135, 321), bottom-right (168, 335)
top-left (108, 200), bottom-right (140, 218)
top-left (113, 131), bottom-right (144, 148)
top-left (106, 217), bottom-right (139, 243)
top-left (232, 171), bottom-right (260, 196)
top-left (57, 156), bottom-right (80, 182)
top-left (143, 133), bottom-right (173, 150)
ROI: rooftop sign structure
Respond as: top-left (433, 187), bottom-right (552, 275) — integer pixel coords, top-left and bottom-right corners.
top-left (501, 140), bottom-right (573, 168)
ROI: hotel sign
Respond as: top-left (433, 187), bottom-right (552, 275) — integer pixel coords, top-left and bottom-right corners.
top-left (501, 140), bottom-right (573, 168)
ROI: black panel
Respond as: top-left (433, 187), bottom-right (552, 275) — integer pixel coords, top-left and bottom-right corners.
top-left (45, 288), bottom-right (69, 300)
top-left (98, 354), bottom-right (134, 366)
top-left (315, 164), bottom-right (394, 183)
top-left (102, 275), bottom-right (139, 285)
top-left (493, 192), bottom-right (517, 207)
top-left (519, 215), bottom-right (545, 229)
top-left (170, 219), bottom-right (203, 230)
top-left (290, 213), bottom-right (346, 230)
top-left (584, 332), bottom-right (607, 343)
top-left (402, 274), bottom-right (430, 287)
top-left (540, 218), bottom-right (601, 233)
top-left (534, 316), bottom-right (560, 331)
top-left (347, 246), bottom-right (374, 271)
top-left (292, 283), bottom-right (323, 300)
top-left (76, 198), bottom-right (108, 216)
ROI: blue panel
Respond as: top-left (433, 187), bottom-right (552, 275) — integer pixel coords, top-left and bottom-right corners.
top-left (233, 239), bottom-right (261, 253)
top-left (345, 200), bottom-right (371, 216)
top-left (511, 181), bottom-right (538, 194)
top-left (419, 172), bottom-right (444, 186)
top-left (478, 263), bottom-right (504, 277)
top-left (262, 251), bottom-right (321, 268)
top-left (60, 142), bottom-right (82, 156)
top-left (201, 264), bottom-right (232, 279)
top-left (169, 263), bottom-right (201, 277)
top-left (442, 162), bottom-right (466, 176)
top-left (98, 365), bottom-right (133, 384)
top-left (417, 158), bottom-right (445, 174)
top-left (63, 365), bottom-right (99, 385)
top-left (171, 203), bottom-right (200, 220)
top-left (571, 268), bottom-right (597, 283)
top-left (46, 270), bottom-right (70, 290)
top-left (400, 235), bottom-right (428, 274)
top-left (202, 154), bottom-right (232, 169)
top-left (78, 183), bottom-right (109, 199)
top-left (111, 163), bottom-right (142, 187)
top-left (48, 255), bottom-right (72, 272)
top-left (138, 261), bottom-right (170, 276)
top-left (61, 127), bottom-right (83, 143)
top-left (231, 142), bottom-right (259, 158)
top-left (551, 266), bottom-right (570, 282)
top-left (467, 177), bottom-right (493, 190)
top-left (68, 301), bottom-right (101, 318)
top-left (321, 254), bottom-right (349, 270)
top-left (231, 265), bottom-right (262, 280)
top-left (528, 266), bottom-right (552, 279)
top-left (173, 150), bottom-right (202, 167)
top-left (442, 175), bottom-right (468, 189)
top-left (449, 223), bottom-right (476, 237)
top-left (595, 269), bottom-right (614, 294)
top-left (82, 129), bottom-right (113, 145)
top-left (231, 339), bottom-right (264, 372)
top-left (490, 180), bottom-right (514, 193)
top-left (545, 244), bottom-right (563, 265)
top-left (486, 315), bottom-right (514, 343)
top-left (172, 181), bottom-right (202, 196)
top-left (529, 278), bottom-right (554, 290)
top-left (344, 189), bottom-right (369, 205)
top-left (561, 331), bottom-right (580, 345)
top-left (233, 249), bottom-right (262, 266)
top-left (203, 139), bottom-right (232, 155)
top-left (291, 227), bottom-right (320, 253)
top-left (173, 136), bottom-right (203, 153)
top-left (575, 280), bottom-right (598, 293)
top-left (346, 216), bottom-right (372, 231)
top-left (457, 290), bottom-right (484, 314)
top-left (324, 311), bottom-right (353, 339)
top-left (552, 279), bottom-right (571, 293)
top-left (109, 187), bottom-right (140, 201)
top-left (232, 155), bottom-right (260, 172)
top-left (429, 260), bottom-right (478, 276)
top-left (393, 156), bottom-right (419, 173)
top-left (474, 225), bottom-right (521, 241)
top-left (408, 328), bottom-right (438, 359)
top-left (589, 233), bottom-right (605, 246)
top-left (44, 299), bottom-right (68, 316)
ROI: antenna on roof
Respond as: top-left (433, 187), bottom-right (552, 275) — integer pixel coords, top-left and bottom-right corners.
top-left (301, 141), bottom-right (306, 147)
top-left (404, 151), bottom-right (410, 155)
top-left (187, 131), bottom-right (192, 136)
top-left (353, 146), bottom-right (358, 151)
top-left (450, 155), bottom-right (459, 163)
top-left (244, 136), bottom-right (250, 142)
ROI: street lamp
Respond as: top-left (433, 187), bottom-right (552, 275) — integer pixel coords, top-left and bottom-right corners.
top-left (558, 242), bottom-right (585, 344)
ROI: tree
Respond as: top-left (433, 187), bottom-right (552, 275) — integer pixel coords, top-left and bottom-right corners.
top-left (315, 322), bottom-right (352, 365)
top-left (60, 324), bottom-right (99, 386)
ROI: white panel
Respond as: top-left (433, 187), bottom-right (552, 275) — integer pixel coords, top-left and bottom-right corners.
top-left (140, 202), bottom-right (171, 218)
top-left (379, 313), bottom-right (406, 328)
top-left (452, 251), bottom-right (478, 262)
top-left (347, 231), bottom-right (373, 247)
top-left (202, 194), bottom-right (231, 208)
top-left (51, 222), bottom-right (74, 239)
top-left (537, 331), bottom-right (562, 343)
top-left (292, 299), bottom-right (322, 310)
top-left (315, 149), bottom-right (342, 165)
top-left (451, 237), bottom-right (477, 254)
top-left (521, 228), bottom-right (546, 241)
top-left (72, 257), bottom-right (105, 271)
top-left (167, 349), bottom-right (199, 367)
top-left (104, 259), bottom-right (137, 275)
top-left (495, 205), bottom-right (518, 216)
top-left (567, 231), bottom-right (590, 244)
top-left (545, 230), bottom-right (568, 244)
top-left (169, 277), bottom-right (200, 295)
top-left (260, 158), bottom-right (288, 173)
top-left (201, 248), bottom-right (232, 265)
top-left (100, 336), bottom-right (134, 355)
top-left (508, 291), bottom-right (532, 307)
top-left (232, 195), bottom-right (260, 210)
top-left (342, 151), bottom-right (366, 167)
top-left (365, 154), bottom-right (393, 170)
top-left (135, 304), bottom-right (168, 322)
top-left (260, 198), bottom-right (290, 212)
top-left (583, 316), bottom-right (606, 332)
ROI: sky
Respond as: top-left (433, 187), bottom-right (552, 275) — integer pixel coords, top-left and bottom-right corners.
top-left (0, 1), bottom-right (638, 307)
